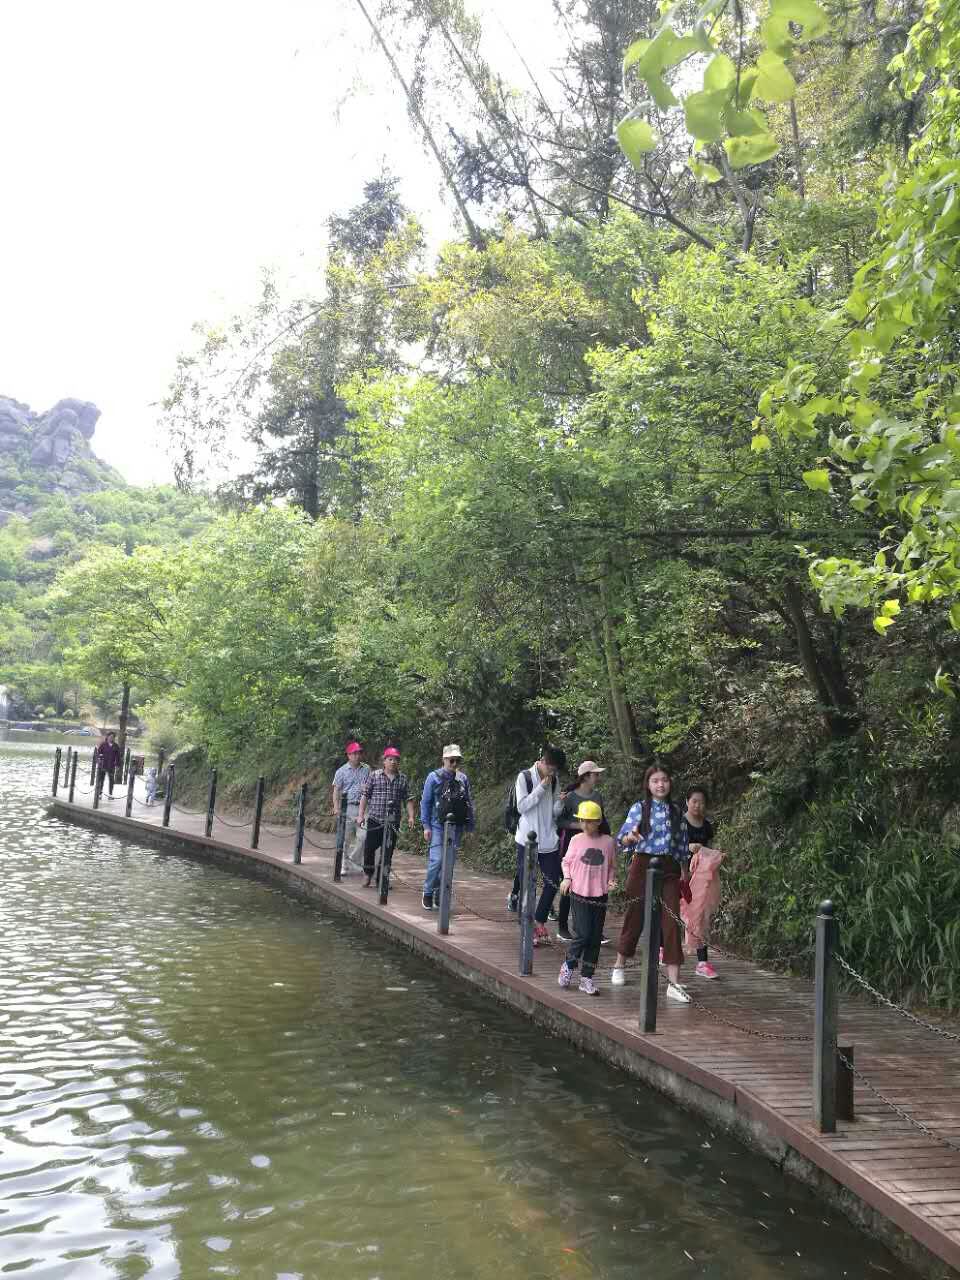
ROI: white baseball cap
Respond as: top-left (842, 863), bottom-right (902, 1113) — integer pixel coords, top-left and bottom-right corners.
top-left (442, 743), bottom-right (463, 758)
top-left (577, 760), bottom-right (606, 776)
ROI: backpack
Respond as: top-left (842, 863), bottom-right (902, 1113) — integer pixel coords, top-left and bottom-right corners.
top-left (433, 770), bottom-right (471, 827)
top-left (503, 768), bottom-right (536, 835)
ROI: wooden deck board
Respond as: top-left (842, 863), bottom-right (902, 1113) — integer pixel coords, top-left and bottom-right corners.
top-left (51, 786), bottom-right (960, 1278)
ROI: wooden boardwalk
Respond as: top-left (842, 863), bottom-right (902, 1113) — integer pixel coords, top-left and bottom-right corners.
top-left (53, 777), bottom-right (960, 1278)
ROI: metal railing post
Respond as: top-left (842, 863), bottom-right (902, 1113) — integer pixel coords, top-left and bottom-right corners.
top-left (205, 769), bottom-right (218, 838)
top-left (122, 746), bottom-right (131, 784)
top-left (437, 814), bottom-right (454, 933)
top-left (639, 857), bottom-right (665, 1033)
top-left (379, 810), bottom-right (399, 904)
top-left (162, 765), bottom-right (175, 828)
top-left (519, 832), bottom-right (538, 975)
top-left (89, 750), bottom-right (97, 785)
top-left (125, 768), bottom-right (135, 818)
top-left (814, 899), bottom-right (839, 1133)
top-left (52, 746), bottom-right (62, 796)
top-left (63, 745), bottom-right (72, 791)
top-left (251, 776), bottom-right (265, 849)
top-left (334, 804), bottom-right (349, 881)
top-left (293, 783), bottom-right (307, 863)
top-left (68, 751), bottom-right (78, 803)
top-left (93, 763), bottom-right (104, 810)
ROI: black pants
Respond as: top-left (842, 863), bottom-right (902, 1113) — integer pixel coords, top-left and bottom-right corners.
top-left (557, 891), bottom-right (571, 934)
top-left (566, 894), bottom-right (607, 978)
top-left (534, 848), bottom-right (562, 924)
top-left (363, 821), bottom-right (396, 879)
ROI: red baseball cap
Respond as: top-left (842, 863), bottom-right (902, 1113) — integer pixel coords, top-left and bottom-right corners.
top-left (346, 742), bottom-right (362, 754)
top-left (383, 746), bottom-right (401, 758)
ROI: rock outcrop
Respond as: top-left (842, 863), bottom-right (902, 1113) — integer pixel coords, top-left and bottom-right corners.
top-left (0, 394), bottom-right (120, 514)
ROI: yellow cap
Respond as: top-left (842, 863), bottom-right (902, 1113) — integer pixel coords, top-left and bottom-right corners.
top-left (575, 800), bottom-right (602, 822)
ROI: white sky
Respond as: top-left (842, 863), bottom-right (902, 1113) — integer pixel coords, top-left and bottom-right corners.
top-left (0, 0), bottom-right (561, 486)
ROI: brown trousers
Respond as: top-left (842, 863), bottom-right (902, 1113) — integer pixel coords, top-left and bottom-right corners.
top-left (617, 854), bottom-right (684, 966)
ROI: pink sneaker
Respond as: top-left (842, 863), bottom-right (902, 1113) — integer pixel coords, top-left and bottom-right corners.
top-left (695, 961), bottom-right (718, 979)
top-left (533, 923), bottom-right (550, 947)
top-left (558, 961), bottom-right (573, 988)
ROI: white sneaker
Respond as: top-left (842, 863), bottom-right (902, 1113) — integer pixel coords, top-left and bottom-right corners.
top-left (611, 967), bottom-right (626, 987)
top-left (666, 982), bottom-right (692, 1003)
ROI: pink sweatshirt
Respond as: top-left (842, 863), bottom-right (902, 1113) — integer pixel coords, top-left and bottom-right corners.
top-left (562, 833), bottom-right (617, 898)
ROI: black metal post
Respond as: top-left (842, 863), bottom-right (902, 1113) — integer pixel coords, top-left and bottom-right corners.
top-left (52, 746), bottom-right (62, 796)
top-left (251, 776), bottom-right (265, 850)
top-left (639, 857), bottom-right (665, 1033)
top-left (814, 900), bottom-right (839, 1133)
top-left (378, 811), bottom-right (398, 904)
top-left (68, 751), bottom-right (78, 803)
top-left (293, 783), bottom-right (307, 863)
top-left (122, 746), bottom-right (131, 784)
top-left (437, 814), bottom-right (454, 933)
top-left (64, 745), bottom-right (72, 791)
top-left (93, 763), bottom-right (104, 810)
top-left (205, 769), bottom-right (218, 838)
top-left (837, 1044), bottom-right (855, 1122)
top-left (519, 832), bottom-right (538, 975)
top-left (162, 765), bottom-right (175, 828)
top-left (125, 768), bottom-right (135, 818)
top-left (334, 803), bottom-right (349, 881)
top-left (89, 750), bottom-right (97, 785)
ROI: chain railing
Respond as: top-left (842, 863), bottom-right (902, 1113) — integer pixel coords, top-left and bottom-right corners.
top-left (835, 953), bottom-right (960, 1046)
top-left (837, 1049), bottom-right (960, 1155)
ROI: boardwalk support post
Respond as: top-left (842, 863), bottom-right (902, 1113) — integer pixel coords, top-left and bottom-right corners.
top-left (163, 765), bottom-right (175, 828)
top-left (93, 763), bottom-right (104, 810)
top-left (89, 750), bottom-right (97, 786)
top-left (639, 857), bottom-right (665, 1034)
top-left (68, 751), bottom-right (78, 803)
top-left (437, 814), bottom-right (454, 933)
top-left (379, 809), bottom-right (399, 905)
top-left (519, 832), bottom-right (538, 975)
top-left (334, 802), bottom-right (349, 881)
top-left (293, 784), bottom-right (307, 863)
top-left (814, 899), bottom-right (839, 1133)
top-left (52, 747), bottom-right (62, 796)
top-left (125, 768), bottom-right (135, 818)
top-left (251, 776), bottom-right (265, 850)
top-left (837, 1044), bottom-right (855, 1122)
top-left (205, 769), bottom-right (218, 838)
top-left (122, 746), bottom-right (131, 784)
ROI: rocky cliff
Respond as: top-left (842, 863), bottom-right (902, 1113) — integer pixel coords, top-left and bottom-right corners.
top-left (0, 396), bottom-right (124, 525)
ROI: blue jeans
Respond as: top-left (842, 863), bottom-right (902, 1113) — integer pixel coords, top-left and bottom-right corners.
top-left (424, 826), bottom-right (463, 896)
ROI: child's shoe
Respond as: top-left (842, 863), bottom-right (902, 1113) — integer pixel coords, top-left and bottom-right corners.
top-left (610, 967), bottom-right (626, 987)
top-left (533, 923), bottom-right (550, 947)
top-left (578, 975), bottom-right (599, 996)
top-left (666, 982), bottom-right (692, 1003)
top-left (695, 961), bottom-right (718, 979)
top-left (558, 961), bottom-right (574, 988)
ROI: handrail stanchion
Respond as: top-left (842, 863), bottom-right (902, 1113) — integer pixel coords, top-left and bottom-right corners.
top-left (814, 899), bottom-right (839, 1133)
top-left (89, 750), bottom-right (97, 786)
top-left (125, 767), bottom-right (135, 818)
top-left (251, 776), bottom-right (265, 849)
top-left (379, 809), bottom-right (399, 904)
top-left (68, 751), bottom-right (78, 803)
top-left (63, 745), bottom-right (72, 791)
top-left (52, 746), bottom-right (62, 796)
top-left (122, 746), bottom-right (131, 784)
top-left (334, 803), bottom-right (349, 881)
top-left (205, 769), bottom-right (218, 838)
top-left (162, 765), bottom-right (175, 828)
top-left (93, 763), bottom-right (104, 810)
top-left (293, 784), bottom-right (307, 863)
top-left (437, 814), bottom-right (454, 932)
top-left (639, 856), bottom-right (665, 1033)
top-left (519, 832), bottom-right (538, 975)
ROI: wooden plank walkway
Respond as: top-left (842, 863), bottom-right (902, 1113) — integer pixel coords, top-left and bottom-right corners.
top-left (52, 776), bottom-right (960, 1278)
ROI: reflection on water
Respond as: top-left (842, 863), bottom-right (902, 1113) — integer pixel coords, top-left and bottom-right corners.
top-left (0, 744), bottom-right (909, 1278)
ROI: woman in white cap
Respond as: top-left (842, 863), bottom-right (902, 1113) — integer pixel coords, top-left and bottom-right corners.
top-left (420, 744), bottom-right (475, 910)
top-left (554, 761), bottom-right (608, 942)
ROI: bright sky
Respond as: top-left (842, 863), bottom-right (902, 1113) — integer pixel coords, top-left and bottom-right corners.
top-left (0, 0), bottom-right (561, 486)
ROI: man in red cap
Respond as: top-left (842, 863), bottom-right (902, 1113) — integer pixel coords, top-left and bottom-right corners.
top-left (330, 742), bottom-right (370, 874)
top-left (356, 746), bottom-right (416, 887)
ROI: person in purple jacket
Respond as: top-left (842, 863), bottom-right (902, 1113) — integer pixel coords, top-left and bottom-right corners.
top-left (95, 731), bottom-right (122, 797)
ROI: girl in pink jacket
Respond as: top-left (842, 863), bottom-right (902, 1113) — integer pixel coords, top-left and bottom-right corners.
top-left (557, 801), bottom-right (617, 996)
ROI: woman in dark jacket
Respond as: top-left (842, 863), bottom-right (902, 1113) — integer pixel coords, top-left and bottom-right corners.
top-left (95, 731), bottom-right (122, 797)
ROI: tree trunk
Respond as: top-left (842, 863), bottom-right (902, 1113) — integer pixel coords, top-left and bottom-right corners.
top-left (117, 683), bottom-right (131, 759)
top-left (782, 580), bottom-right (858, 737)
top-left (600, 571), bottom-right (641, 766)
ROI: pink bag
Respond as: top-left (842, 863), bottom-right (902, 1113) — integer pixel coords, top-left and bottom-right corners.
top-left (680, 847), bottom-right (725, 947)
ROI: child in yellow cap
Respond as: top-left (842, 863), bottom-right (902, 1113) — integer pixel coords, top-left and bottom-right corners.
top-left (557, 801), bottom-right (617, 995)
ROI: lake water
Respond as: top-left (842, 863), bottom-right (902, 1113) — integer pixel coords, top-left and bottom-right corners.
top-left (0, 744), bottom-right (909, 1278)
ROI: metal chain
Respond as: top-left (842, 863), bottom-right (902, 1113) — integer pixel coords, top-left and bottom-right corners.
top-left (835, 954), bottom-right (960, 1046)
top-left (837, 1051), bottom-right (960, 1154)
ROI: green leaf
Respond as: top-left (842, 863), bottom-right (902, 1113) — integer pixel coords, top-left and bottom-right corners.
top-left (769, 0), bottom-right (830, 39)
top-left (873, 615), bottom-right (896, 634)
top-left (689, 157), bottom-right (723, 183)
top-left (724, 131), bottom-right (780, 168)
top-left (703, 52), bottom-right (736, 91)
top-left (685, 89), bottom-right (729, 143)
top-left (616, 116), bottom-right (658, 168)
top-left (880, 598), bottom-right (901, 617)
top-left (950, 603), bottom-right (960, 632)
top-left (735, 69), bottom-right (759, 107)
top-left (724, 106), bottom-right (767, 136)
top-left (752, 50), bottom-right (797, 102)
top-left (802, 468), bottom-right (833, 493)
top-left (761, 13), bottom-right (793, 57)
top-left (623, 38), bottom-right (650, 72)
top-left (751, 433), bottom-right (772, 452)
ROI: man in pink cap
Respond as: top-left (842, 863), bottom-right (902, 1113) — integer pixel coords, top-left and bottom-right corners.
top-left (330, 742), bottom-right (370, 874)
top-left (357, 746), bottom-right (416, 887)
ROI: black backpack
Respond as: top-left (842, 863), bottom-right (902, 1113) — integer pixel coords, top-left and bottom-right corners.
top-left (434, 770), bottom-right (471, 826)
top-left (503, 768), bottom-right (539, 835)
